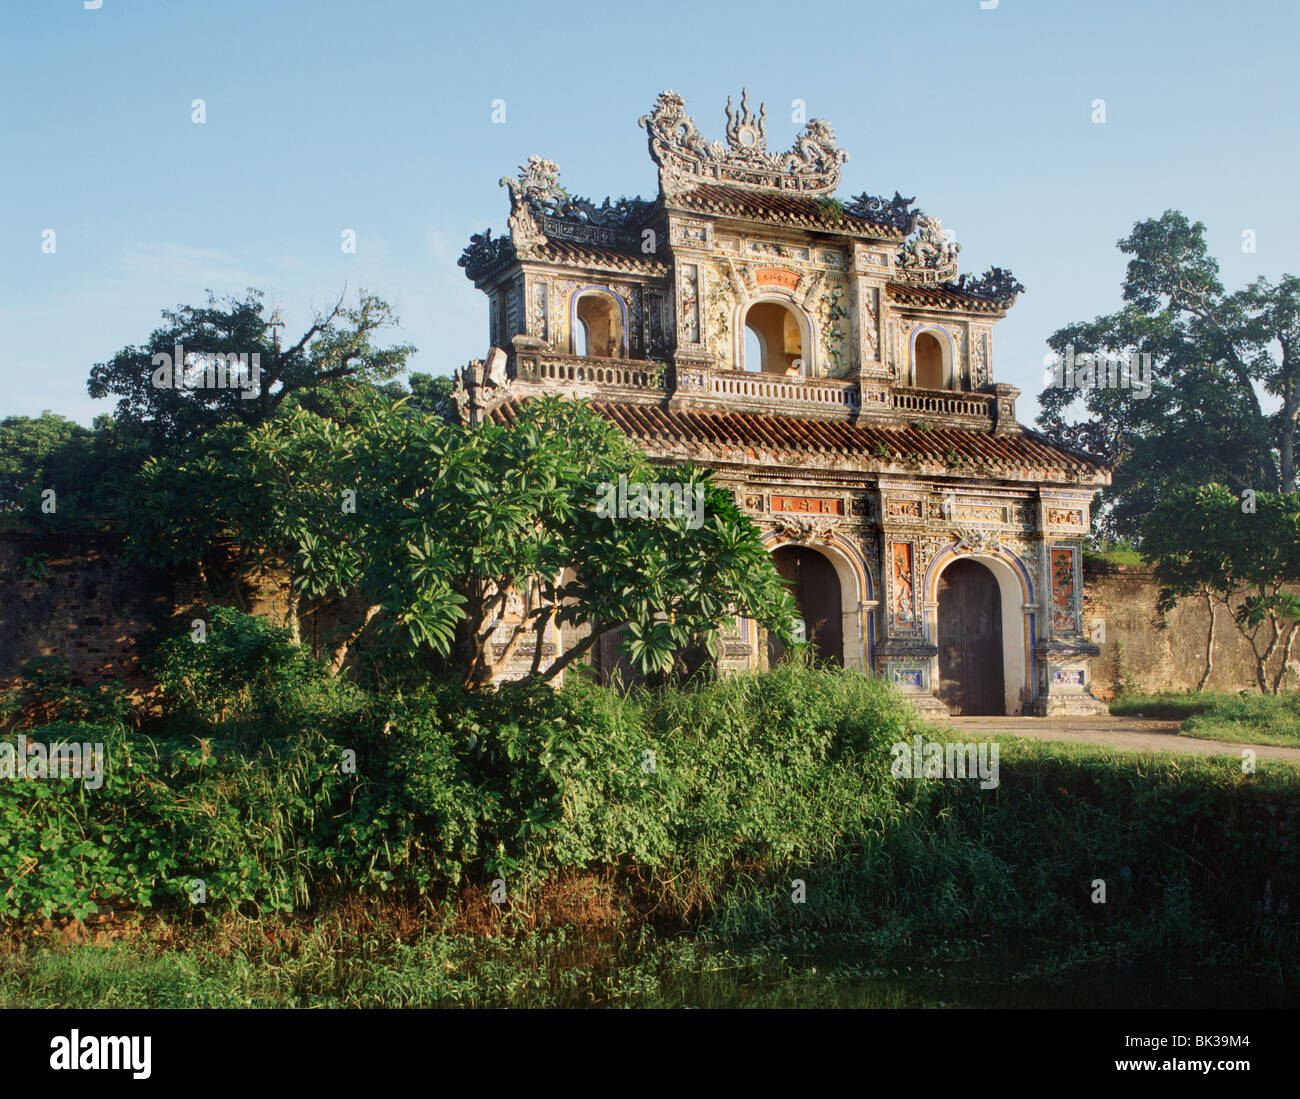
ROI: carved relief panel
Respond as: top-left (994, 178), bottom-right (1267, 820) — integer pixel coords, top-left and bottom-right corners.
top-left (646, 290), bottom-right (665, 352)
top-left (1049, 546), bottom-right (1079, 634)
top-left (679, 264), bottom-right (701, 344)
top-left (888, 541), bottom-right (917, 631)
top-left (528, 277), bottom-right (549, 344)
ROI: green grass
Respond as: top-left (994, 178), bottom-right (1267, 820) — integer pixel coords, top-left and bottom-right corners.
top-left (1083, 539), bottom-right (1146, 570)
top-left (1110, 690), bottom-right (1300, 747)
top-left (1084, 548), bottom-right (1145, 569)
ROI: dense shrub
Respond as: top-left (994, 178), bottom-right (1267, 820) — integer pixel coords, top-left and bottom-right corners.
top-left (149, 606), bottom-right (354, 732)
top-left (0, 657), bottom-right (131, 732)
top-left (4, 613), bottom-right (1298, 982)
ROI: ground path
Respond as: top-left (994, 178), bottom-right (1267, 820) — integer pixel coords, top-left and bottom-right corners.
top-left (937, 715), bottom-right (1300, 765)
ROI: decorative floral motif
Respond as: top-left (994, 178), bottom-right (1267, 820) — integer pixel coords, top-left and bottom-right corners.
top-left (706, 278), bottom-right (733, 367)
top-left (971, 328), bottom-right (989, 386)
top-left (893, 667), bottom-right (924, 689)
top-left (861, 286), bottom-right (880, 361)
top-left (679, 265), bottom-right (700, 343)
top-left (817, 282), bottom-right (850, 378)
top-left (528, 279), bottom-right (548, 341)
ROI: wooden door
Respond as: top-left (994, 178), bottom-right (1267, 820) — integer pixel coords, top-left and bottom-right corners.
top-left (767, 546), bottom-right (843, 668)
top-left (936, 559), bottom-right (1004, 715)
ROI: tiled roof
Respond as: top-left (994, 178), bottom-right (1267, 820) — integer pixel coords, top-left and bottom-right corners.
top-left (670, 184), bottom-right (905, 237)
top-left (491, 399), bottom-right (1107, 480)
top-left (529, 240), bottom-right (668, 275)
top-left (590, 402), bottom-right (1103, 478)
top-left (886, 281), bottom-right (1007, 315)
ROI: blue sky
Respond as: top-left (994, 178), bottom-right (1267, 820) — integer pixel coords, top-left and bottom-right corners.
top-left (3, 0), bottom-right (1297, 426)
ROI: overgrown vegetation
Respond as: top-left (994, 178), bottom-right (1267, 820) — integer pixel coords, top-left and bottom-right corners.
top-left (1083, 535), bottom-right (1144, 570)
top-left (3, 623), bottom-right (1298, 1005)
top-left (127, 395), bottom-right (795, 685)
top-left (1143, 484), bottom-right (1300, 694)
top-left (1110, 690), bottom-right (1300, 747)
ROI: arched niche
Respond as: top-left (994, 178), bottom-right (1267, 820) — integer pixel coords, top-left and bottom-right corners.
top-left (909, 326), bottom-right (957, 389)
top-left (923, 545), bottom-right (1035, 715)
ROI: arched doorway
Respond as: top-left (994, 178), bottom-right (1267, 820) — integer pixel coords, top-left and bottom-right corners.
top-left (936, 558), bottom-right (1004, 715)
top-left (767, 545), bottom-right (843, 667)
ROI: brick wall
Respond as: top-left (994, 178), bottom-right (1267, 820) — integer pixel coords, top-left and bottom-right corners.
top-left (0, 530), bottom-right (174, 686)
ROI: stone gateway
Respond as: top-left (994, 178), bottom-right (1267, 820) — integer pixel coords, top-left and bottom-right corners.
top-left (457, 89), bottom-right (1110, 716)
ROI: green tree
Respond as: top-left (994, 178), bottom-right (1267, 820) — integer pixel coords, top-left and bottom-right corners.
top-left (1037, 211), bottom-right (1300, 538)
top-left (0, 412), bottom-right (146, 527)
top-left (128, 394), bottom-right (794, 687)
top-left (403, 372), bottom-right (457, 418)
top-left (87, 287), bottom-right (414, 451)
top-left (1143, 484), bottom-right (1300, 694)
top-left (129, 408), bottom-right (389, 666)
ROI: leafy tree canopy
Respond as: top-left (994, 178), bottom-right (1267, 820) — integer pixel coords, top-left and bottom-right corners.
top-left (87, 287), bottom-right (414, 452)
top-left (1142, 483), bottom-right (1300, 694)
top-left (0, 411), bottom-right (146, 526)
top-left (128, 394), bottom-right (795, 687)
top-left (1037, 211), bottom-right (1300, 539)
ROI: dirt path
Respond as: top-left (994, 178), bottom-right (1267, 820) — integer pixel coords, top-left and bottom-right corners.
top-left (936, 715), bottom-right (1300, 765)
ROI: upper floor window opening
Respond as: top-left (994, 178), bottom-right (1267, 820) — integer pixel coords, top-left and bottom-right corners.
top-left (573, 289), bottom-right (626, 358)
top-left (742, 300), bottom-right (807, 376)
top-left (911, 328), bottom-right (955, 389)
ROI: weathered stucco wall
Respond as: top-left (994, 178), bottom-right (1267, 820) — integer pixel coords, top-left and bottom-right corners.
top-left (1082, 560), bottom-right (1299, 699)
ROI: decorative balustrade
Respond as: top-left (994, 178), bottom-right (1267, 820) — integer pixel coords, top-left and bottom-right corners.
top-left (529, 353), bottom-right (665, 391)
top-left (519, 353), bottom-right (998, 424)
top-left (709, 372), bottom-right (861, 409)
top-left (891, 389), bottom-right (994, 419)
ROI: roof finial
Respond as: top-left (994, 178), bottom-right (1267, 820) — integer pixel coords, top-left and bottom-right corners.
top-left (725, 87), bottom-right (767, 151)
